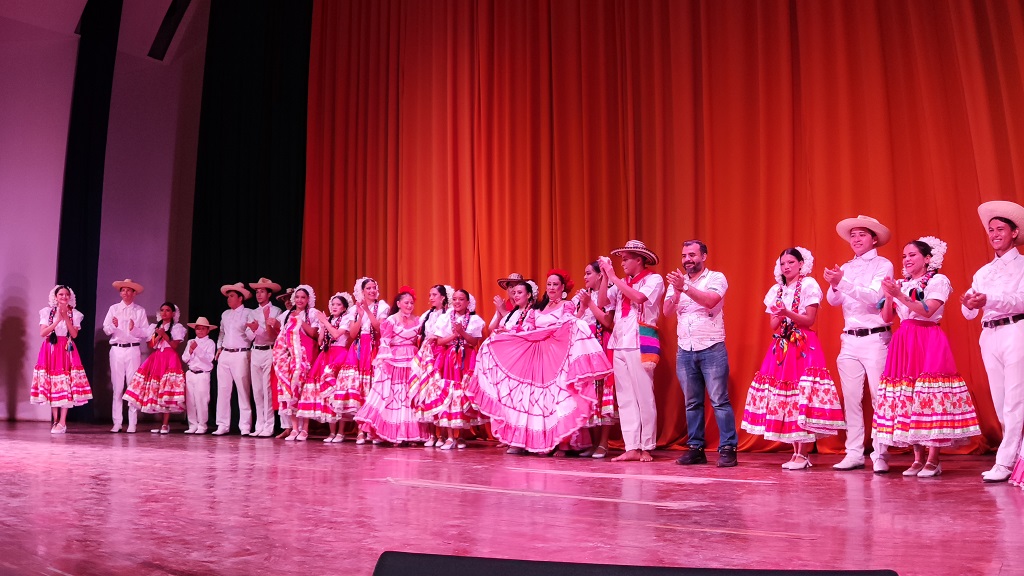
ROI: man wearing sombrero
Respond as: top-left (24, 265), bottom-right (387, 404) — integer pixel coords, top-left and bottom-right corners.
top-left (824, 216), bottom-right (894, 472)
top-left (248, 278), bottom-right (283, 437)
top-left (102, 279), bottom-right (148, 433)
top-left (961, 200), bottom-right (1024, 483)
top-left (214, 282), bottom-right (255, 436)
top-left (599, 240), bottom-right (666, 462)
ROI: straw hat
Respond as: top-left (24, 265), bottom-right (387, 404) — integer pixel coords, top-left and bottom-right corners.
top-left (249, 277), bottom-right (281, 292)
top-left (497, 272), bottom-right (525, 290)
top-left (276, 287), bottom-right (295, 302)
top-left (610, 240), bottom-right (660, 265)
top-left (978, 201), bottom-right (1024, 245)
top-left (835, 215), bottom-right (891, 247)
top-left (220, 282), bottom-right (252, 300)
top-left (187, 317), bottom-right (218, 330)
top-left (112, 278), bottom-right (144, 294)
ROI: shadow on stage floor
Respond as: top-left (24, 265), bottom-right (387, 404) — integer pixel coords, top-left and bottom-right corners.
top-left (0, 423), bottom-right (1020, 576)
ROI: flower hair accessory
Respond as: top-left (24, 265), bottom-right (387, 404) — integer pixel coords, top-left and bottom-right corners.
top-left (398, 285), bottom-right (416, 300)
top-left (165, 303), bottom-right (181, 324)
top-left (465, 291), bottom-right (477, 313)
top-left (48, 285), bottom-right (77, 308)
top-left (331, 292), bottom-right (353, 309)
top-left (773, 246), bottom-right (814, 282)
top-left (547, 268), bottom-right (575, 297)
top-left (525, 280), bottom-right (539, 300)
top-left (442, 285), bottom-right (455, 308)
top-left (353, 277), bottom-right (376, 304)
top-left (292, 284), bottom-right (316, 309)
top-left (918, 236), bottom-right (947, 271)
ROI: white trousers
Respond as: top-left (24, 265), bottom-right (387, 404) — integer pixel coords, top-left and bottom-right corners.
top-left (185, 371), bottom-right (211, 432)
top-left (109, 346), bottom-right (140, 429)
top-left (980, 323), bottom-right (1024, 466)
top-left (216, 350), bottom-right (252, 432)
top-left (280, 410), bottom-right (293, 429)
top-left (250, 348), bottom-right (275, 433)
top-left (613, 349), bottom-right (658, 451)
top-left (836, 331), bottom-right (890, 457)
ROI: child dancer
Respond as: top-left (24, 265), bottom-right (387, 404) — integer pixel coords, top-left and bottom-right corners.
top-left (182, 317), bottom-right (217, 434)
top-left (124, 302), bottom-right (187, 433)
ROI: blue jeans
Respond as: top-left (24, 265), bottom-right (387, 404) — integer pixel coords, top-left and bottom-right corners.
top-left (675, 342), bottom-right (737, 449)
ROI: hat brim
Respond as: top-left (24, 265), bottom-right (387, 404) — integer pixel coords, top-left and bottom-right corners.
top-left (220, 285), bottom-right (252, 300)
top-left (835, 218), bottom-right (891, 247)
top-left (978, 201), bottom-right (1024, 246)
top-left (112, 281), bottom-right (144, 294)
top-left (187, 323), bottom-right (218, 330)
top-left (249, 282), bottom-right (282, 292)
top-left (497, 277), bottom-right (526, 290)
top-left (609, 247), bottom-right (660, 266)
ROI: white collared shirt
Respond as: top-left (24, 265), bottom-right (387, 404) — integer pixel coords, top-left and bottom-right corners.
top-left (420, 308), bottom-right (451, 338)
top-left (665, 268), bottom-right (728, 352)
top-left (218, 306), bottom-right (254, 350)
top-left (249, 303), bottom-right (283, 347)
top-left (895, 274), bottom-right (951, 323)
top-left (608, 272), bottom-right (666, 350)
top-left (962, 248), bottom-right (1024, 322)
top-left (825, 249), bottom-right (893, 330)
top-left (358, 301), bottom-right (391, 333)
top-left (102, 301), bottom-right (149, 345)
top-left (182, 336), bottom-right (216, 372)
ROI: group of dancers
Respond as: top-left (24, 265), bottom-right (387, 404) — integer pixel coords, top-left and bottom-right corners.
top-left (26, 201), bottom-right (1024, 487)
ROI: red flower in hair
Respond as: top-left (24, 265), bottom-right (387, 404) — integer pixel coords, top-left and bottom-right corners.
top-left (399, 285), bottom-right (416, 299)
top-left (547, 268), bottom-right (575, 294)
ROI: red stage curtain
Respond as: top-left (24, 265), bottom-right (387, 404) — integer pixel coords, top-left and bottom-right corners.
top-left (303, 0), bottom-right (1024, 454)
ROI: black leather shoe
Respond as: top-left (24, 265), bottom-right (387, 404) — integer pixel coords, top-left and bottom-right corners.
top-left (675, 446), bottom-right (707, 465)
top-left (717, 446), bottom-right (738, 467)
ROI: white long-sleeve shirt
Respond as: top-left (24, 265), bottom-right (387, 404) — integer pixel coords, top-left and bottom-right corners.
top-left (825, 249), bottom-right (893, 331)
top-left (218, 306), bottom-right (254, 350)
top-left (182, 336), bottom-right (216, 372)
top-left (961, 248), bottom-right (1024, 323)
top-left (249, 303), bottom-right (283, 347)
top-left (102, 301), bottom-right (149, 345)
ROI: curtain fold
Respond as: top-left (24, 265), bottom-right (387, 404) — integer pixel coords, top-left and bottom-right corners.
top-left (304, 0), bottom-right (1024, 453)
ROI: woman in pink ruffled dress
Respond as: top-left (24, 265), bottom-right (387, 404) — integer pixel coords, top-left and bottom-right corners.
top-left (741, 248), bottom-right (845, 469)
top-left (346, 277), bottom-right (390, 444)
top-left (31, 285), bottom-right (93, 433)
top-left (304, 292), bottom-right (355, 442)
top-left (123, 302), bottom-right (187, 433)
top-left (873, 237), bottom-right (981, 477)
top-left (271, 285), bottom-right (319, 441)
top-left (354, 287), bottom-right (430, 444)
top-left (468, 271), bottom-right (611, 454)
top-left (409, 284), bottom-right (453, 447)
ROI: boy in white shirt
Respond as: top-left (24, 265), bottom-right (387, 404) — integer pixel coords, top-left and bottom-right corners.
top-left (182, 317), bottom-right (218, 434)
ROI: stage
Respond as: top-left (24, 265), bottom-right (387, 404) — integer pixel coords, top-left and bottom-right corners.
top-left (0, 423), bottom-right (1019, 576)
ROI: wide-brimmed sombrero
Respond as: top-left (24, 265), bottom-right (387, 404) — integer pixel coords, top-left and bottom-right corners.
top-left (112, 278), bottom-right (144, 294)
top-left (220, 282), bottom-right (252, 300)
top-left (497, 272), bottom-right (525, 290)
top-left (978, 201), bottom-right (1024, 245)
top-left (835, 215), bottom-right (891, 247)
top-left (249, 277), bottom-right (281, 292)
top-left (186, 317), bottom-right (218, 330)
top-left (610, 240), bottom-right (659, 266)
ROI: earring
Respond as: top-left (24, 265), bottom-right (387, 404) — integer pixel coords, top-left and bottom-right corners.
top-left (561, 291), bottom-right (567, 299)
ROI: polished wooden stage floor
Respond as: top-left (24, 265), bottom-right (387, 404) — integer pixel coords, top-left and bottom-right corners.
top-left (0, 423), bottom-right (1020, 576)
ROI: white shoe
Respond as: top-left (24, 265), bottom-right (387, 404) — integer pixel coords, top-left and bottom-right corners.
top-left (212, 428), bottom-right (230, 436)
top-left (240, 431), bottom-right (251, 436)
top-left (983, 464), bottom-right (1012, 483)
top-left (51, 424), bottom-right (67, 434)
top-left (332, 434), bottom-right (345, 443)
top-left (982, 464), bottom-right (1003, 477)
top-left (440, 438), bottom-right (455, 450)
top-left (257, 429), bottom-right (274, 437)
top-left (110, 426), bottom-right (121, 433)
top-left (457, 440), bottom-right (467, 449)
top-left (917, 462), bottom-right (942, 478)
top-left (184, 427), bottom-right (197, 434)
top-left (126, 425), bottom-right (137, 434)
top-left (784, 454), bottom-right (812, 470)
top-left (285, 429), bottom-right (300, 441)
top-left (872, 456), bottom-right (890, 474)
top-left (195, 428), bottom-right (207, 435)
top-left (323, 434), bottom-right (336, 443)
top-left (832, 454), bottom-right (865, 470)
top-left (424, 436), bottom-right (437, 448)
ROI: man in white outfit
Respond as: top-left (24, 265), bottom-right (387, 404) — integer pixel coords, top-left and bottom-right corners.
top-left (103, 278), bottom-right (149, 433)
top-left (824, 216), bottom-right (894, 473)
top-left (962, 200), bottom-right (1024, 483)
top-left (214, 282), bottom-right (254, 435)
top-left (247, 277), bottom-right (282, 437)
top-left (599, 240), bottom-right (665, 463)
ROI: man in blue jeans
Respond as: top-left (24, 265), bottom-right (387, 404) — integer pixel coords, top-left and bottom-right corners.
top-left (663, 240), bottom-right (738, 467)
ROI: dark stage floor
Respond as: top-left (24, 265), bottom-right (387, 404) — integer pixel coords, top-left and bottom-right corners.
top-left (0, 423), bottom-right (1020, 576)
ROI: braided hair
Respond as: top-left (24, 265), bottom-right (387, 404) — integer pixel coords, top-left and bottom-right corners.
top-left (419, 284), bottom-right (449, 340)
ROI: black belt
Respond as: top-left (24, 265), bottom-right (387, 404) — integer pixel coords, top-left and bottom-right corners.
top-left (113, 342), bottom-right (140, 348)
top-left (983, 313), bottom-right (1024, 329)
top-left (221, 347), bottom-right (249, 353)
top-left (844, 326), bottom-right (891, 337)
top-left (189, 369), bottom-right (209, 374)
top-left (252, 345), bottom-right (272, 351)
